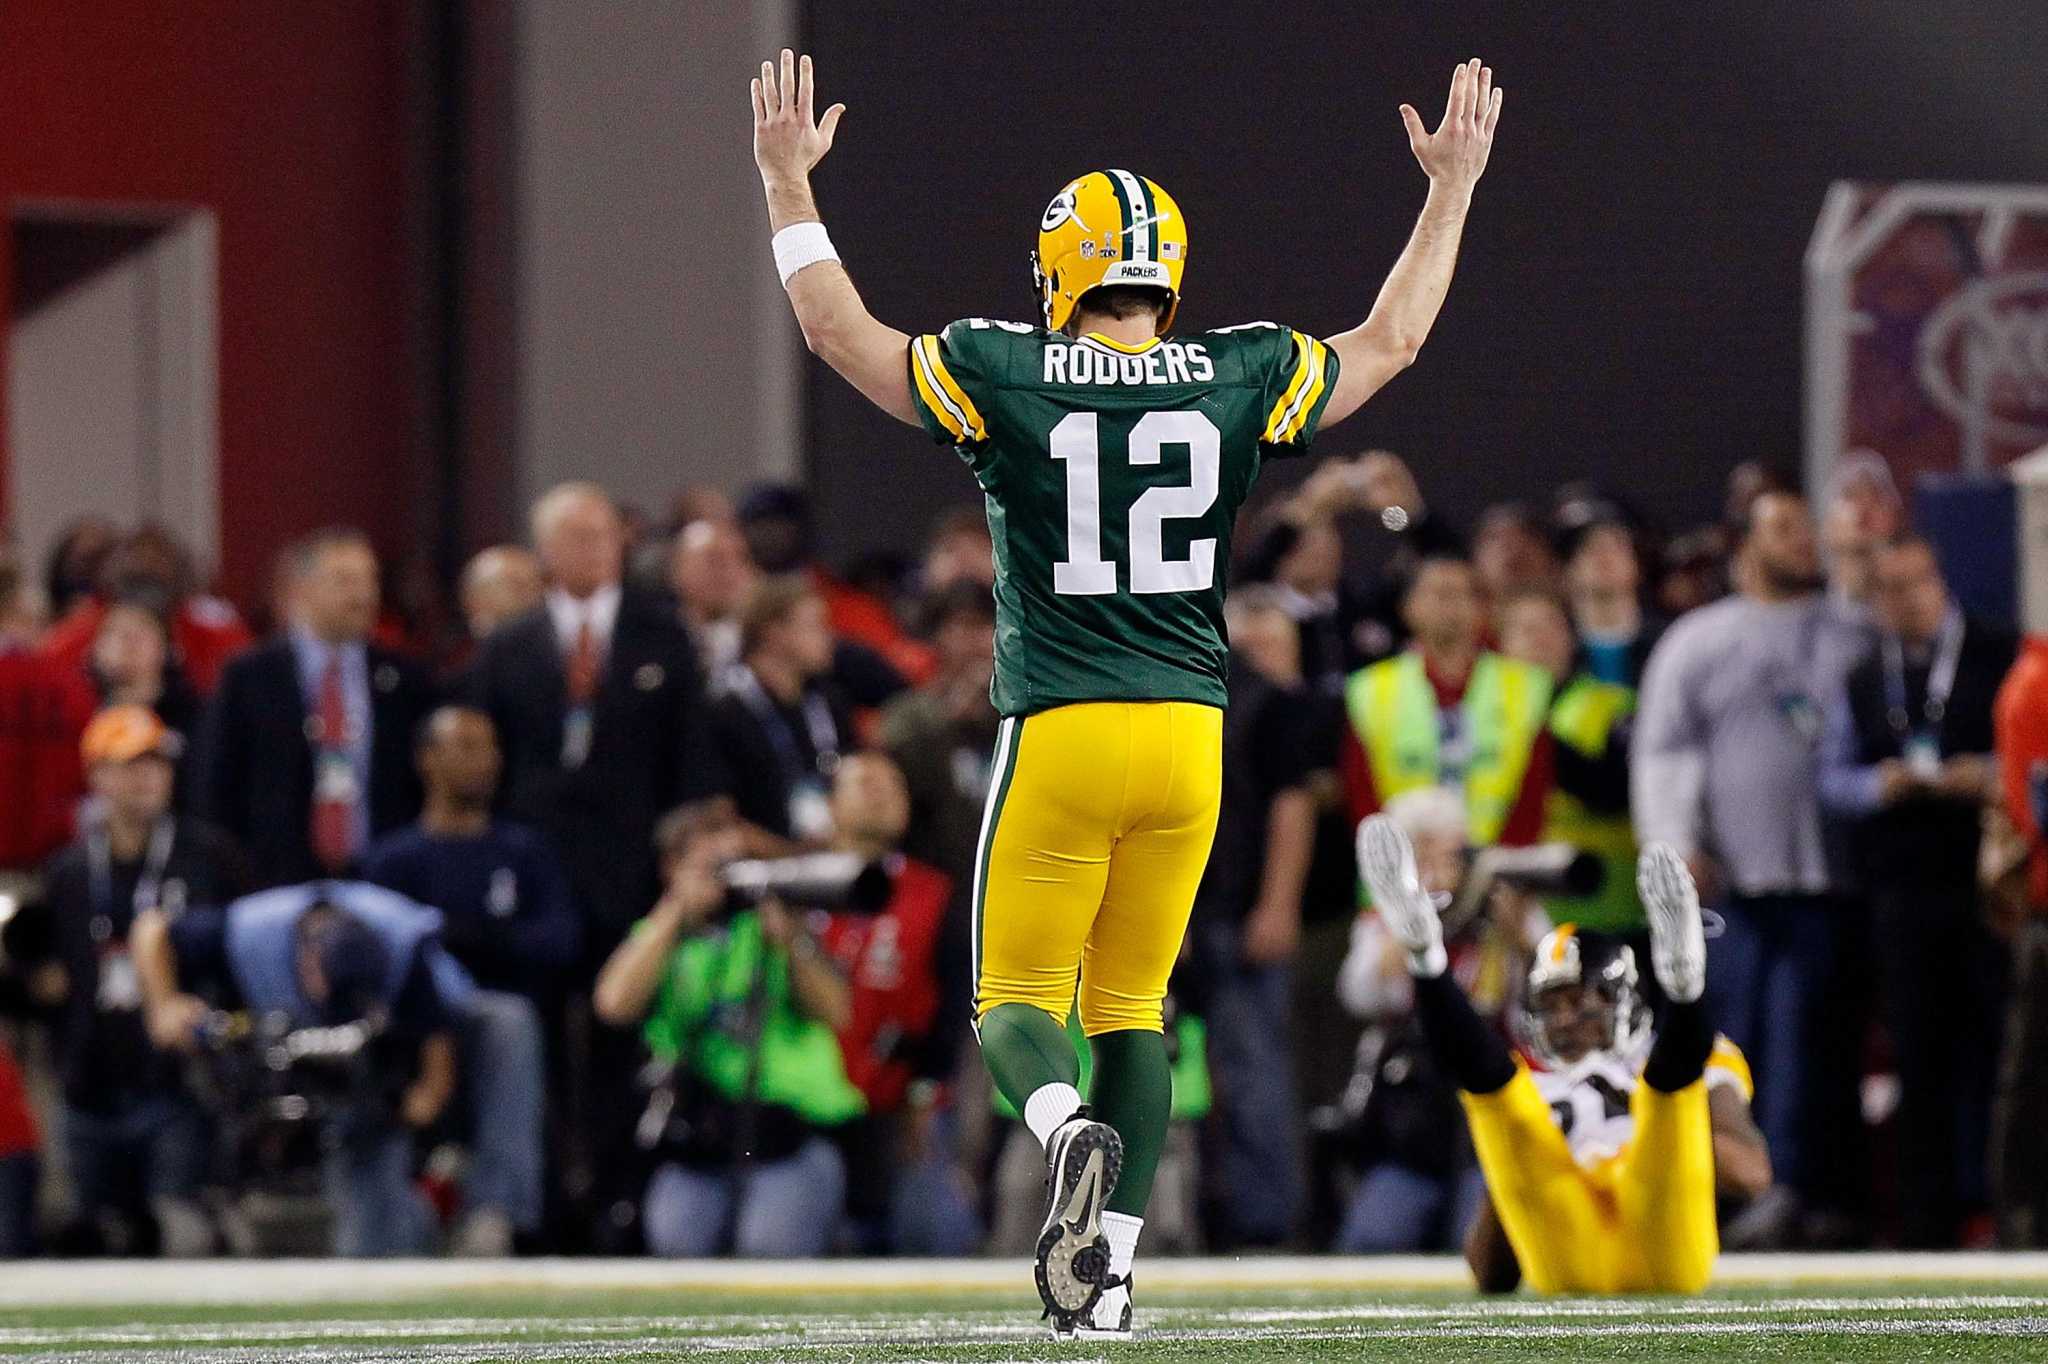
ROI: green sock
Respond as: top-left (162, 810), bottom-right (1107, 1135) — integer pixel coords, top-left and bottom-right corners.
top-left (1088, 1028), bottom-right (1172, 1219)
top-left (978, 1002), bottom-right (1080, 1114)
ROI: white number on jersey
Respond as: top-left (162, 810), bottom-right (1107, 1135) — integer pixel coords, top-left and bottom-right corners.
top-left (1048, 410), bottom-right (1221, 597)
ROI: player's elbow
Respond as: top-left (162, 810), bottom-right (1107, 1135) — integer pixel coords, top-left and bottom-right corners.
top-left (1382, 332), bottom-right (1424, 371)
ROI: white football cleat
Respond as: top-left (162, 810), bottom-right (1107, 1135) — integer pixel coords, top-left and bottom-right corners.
top-left (1356, 815), bottom-right (1446, 975)
top-left (1637, 842), bottom-right (1707, 1003)
top-left (1035, 1110), bottom-right (1122, 1338)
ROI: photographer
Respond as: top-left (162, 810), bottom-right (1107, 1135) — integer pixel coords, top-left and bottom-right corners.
top-left (811, 751), bottom-right (978, 1256)
top-left (27, 707), bottom-right (247, 1254)
top-left (132, 882), bottom-right (475, 1257)
top-left (1332, 788), bottom-right (1548, 1252)
top-left (593, 802), bottom-right (864, 1257)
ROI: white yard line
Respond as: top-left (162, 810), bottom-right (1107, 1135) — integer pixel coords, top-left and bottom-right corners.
top-left (4, 1296), bottom-right (2047, 1347)
top-left (9, 1315), bottom-right (2048, 1364)
top-left (7, 1253), bottom-right (2048, 1308)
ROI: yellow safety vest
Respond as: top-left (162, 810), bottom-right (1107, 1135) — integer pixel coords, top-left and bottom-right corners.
top-left (1541, 675), bottom-right (1644, 933)
top-left (1345, 651), bottom-right (1553, 846)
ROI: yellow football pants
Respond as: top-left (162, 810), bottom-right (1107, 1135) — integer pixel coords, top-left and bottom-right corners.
top-left (972, 701), bottom-right (1222, 1036)
top-left (1463, 1065), bottom-right (1719, 1294)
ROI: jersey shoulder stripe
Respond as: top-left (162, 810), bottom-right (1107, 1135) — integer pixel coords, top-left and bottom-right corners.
top-left (910, 332), bottom-right (988, 443)
top-left (1263, 332), bottom-right (1332, 444)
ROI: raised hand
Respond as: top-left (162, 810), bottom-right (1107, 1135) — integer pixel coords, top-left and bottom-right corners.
top-left (752, 49), bottom-right (846, 184)
top-left (1399, 58), bottom-right (1502, 192)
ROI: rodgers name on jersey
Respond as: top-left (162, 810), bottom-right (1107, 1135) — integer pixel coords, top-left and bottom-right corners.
top-left (908, 318), bottom-right (1338, 717)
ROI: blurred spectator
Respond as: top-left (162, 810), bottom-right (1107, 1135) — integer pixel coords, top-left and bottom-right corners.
top-left (920, 506), bottom-right (996, 595)
top-left (1633, 491), bottom-right (1871, 1233)
top-left (1497, 590), bottom-right (1641, 935)
top-left (470, 482), bottom-right (718, 956)
top-left (1993, 621), bottom-right (2048, 1246)
top-left (32, 707), bottom-right (245, 1254)
top-left (670, 519), bottom-right (759, 679)
top-left (667, 485), bottom-right (736, 532)
top-left (1819, 537), bottom-right (2012, 1246)
top-left (40, 526), bottom-right (252, 696)
top-left (1245, 451), bottom-right (1462, 687)
top-left (1472, 504), bottom-right (1561, 603)
top-left (136, 883), bottom-right (474, 1256)
top-left (468, 481), bottom-right (719, 1245)
top-left (592, 802), bottom-right (862, 1257)
top-left (360, 706), bottom-right (575, 1254)
top-left (1341, 556), bottom-right (1555, 847)
top-left (1724, 461), bottom-right (1796, 531)
top-left (362, 707), bottom-right (579, 1004)
top-left (814, 752), bottom-right (978, 1255)
top-left (42, 517), bottom-right (119, 622)
top-left (1655, 526), bottom-right (1730, 620)
top-left (196, 530), bottom-right (436, 888)
top-left (1553, 496), bottom-right (1663, 689)
top-left (458, 546), bottom-right (545, 646)
top-left (0, 1038), bottom-right (34, 1258)
top-left (1189, 589), bottom-right (1318, 1247)
top-left (89, 585), bottom-right (202, 746)
top-left (0, 555), bottom-right (96, 870)
top-left (878, 582), bottom-right (999, 886)
top-left (1820, 451), bottom-right (1906, 624)
top-left (1333, 787), bottom-right (1547, 1252)
top-left (738, 483), bottom-right (934, 686)
top-left (711, 577), bottom-right (851, 847)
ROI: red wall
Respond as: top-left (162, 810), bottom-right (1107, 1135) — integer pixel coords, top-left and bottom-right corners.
top-left (0, 3), bottom-right (421, 605)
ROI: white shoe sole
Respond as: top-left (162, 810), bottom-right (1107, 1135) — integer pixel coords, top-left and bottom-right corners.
top-left (1034, 1120), bottom-right (1122, 1332)
top-left (1356, 815), bottom-right (1439, 957)
top-left (1637, 841), bottom-right (1706, 998)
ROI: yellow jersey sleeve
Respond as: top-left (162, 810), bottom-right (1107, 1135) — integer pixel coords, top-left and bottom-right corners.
top-left (1703, 1034), bottom-right (1754, 1103)
top-left (1258, 327), bottom-right (1339, 457)
top-left (907, 321), bottom-right (993, 446)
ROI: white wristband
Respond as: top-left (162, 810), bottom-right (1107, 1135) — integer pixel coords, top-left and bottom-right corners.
top-left (772, 222), bottom-right (839, 285)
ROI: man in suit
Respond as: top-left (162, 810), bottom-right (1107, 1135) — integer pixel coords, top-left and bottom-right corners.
top-left (1821, 533), bottom-right (2015, 1247)
top-left (196, 530), bottom-right (436, 888)
top-left (466, 482), bottom-right (721, 1248)
top-left (467, 482), bottom-right (722, 958)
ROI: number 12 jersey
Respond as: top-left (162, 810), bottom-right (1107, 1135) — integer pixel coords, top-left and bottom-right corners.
top-left (908, 319), bottom-right (1340, 717)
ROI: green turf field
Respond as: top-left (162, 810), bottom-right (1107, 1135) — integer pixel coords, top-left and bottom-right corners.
top-left (1, 1258), bottom-right (2046, 1361)
top-left (6, 1277), bottom-right (2048, 1362)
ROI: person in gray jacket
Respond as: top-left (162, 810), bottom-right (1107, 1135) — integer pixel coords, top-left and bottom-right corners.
top-left (1631, 491), bottom-right (1870, 1235)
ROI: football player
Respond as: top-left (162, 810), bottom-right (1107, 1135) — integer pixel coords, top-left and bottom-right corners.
top-left (1358, 824), bottom-right (1772, 1294)
top-left (751, 50), bottom-right (1502, 1335)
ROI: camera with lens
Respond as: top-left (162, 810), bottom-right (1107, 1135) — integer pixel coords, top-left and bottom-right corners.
top-left (717, 851), bottom-right (892, 918)
top-left (1439, 842), bottom-right (1604, 937)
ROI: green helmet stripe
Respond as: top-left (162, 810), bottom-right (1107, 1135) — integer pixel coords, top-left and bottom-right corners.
top-left (1134, 175), bottom-right (1160, 261)
top-left (1103, 170), bottom-right (1136, 261)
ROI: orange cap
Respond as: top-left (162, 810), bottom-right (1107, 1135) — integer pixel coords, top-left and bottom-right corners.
top-left (80, 706), bottom-right (181, 765)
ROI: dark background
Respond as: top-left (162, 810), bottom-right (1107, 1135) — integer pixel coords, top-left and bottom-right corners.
top-left (805, 1), bottom-right (2048, 560)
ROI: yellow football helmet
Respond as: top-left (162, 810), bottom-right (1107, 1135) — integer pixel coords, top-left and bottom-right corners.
top-left (1031, 169), bottom-right (1188, 334)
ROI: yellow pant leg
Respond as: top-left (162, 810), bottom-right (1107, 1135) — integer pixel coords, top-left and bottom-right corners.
top-left (1614, 1080), bottom-right (1719, 1294)
top-left (1462, 1068), bottom-right (1610, 1294)
top-left (972, 706), bottom-right (1129, 1025)
top-left (1079, 702), bottom-right (1222, 1036)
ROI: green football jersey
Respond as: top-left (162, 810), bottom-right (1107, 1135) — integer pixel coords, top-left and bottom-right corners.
top-left (908, 319), bottom-right (1339, 717)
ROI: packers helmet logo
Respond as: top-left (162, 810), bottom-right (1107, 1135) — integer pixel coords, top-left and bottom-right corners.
top-left (1041, 185), bottom-right (1089, 234)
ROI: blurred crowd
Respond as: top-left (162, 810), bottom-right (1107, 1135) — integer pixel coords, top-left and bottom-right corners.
top-left (0, 446), bottom-right (2046, 1259)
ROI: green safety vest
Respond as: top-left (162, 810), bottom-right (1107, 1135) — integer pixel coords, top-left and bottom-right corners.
top-left (1345, 651), bottom-right (1554, 846)
top-left (991, 1010), bottom-right (1212, 1122)
top-left (643, 910), bottom-right (867, 1128)
top-left (1541, 674), bottom-right (1644, 933)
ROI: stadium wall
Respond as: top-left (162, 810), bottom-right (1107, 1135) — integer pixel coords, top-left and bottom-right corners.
top-left (0, 3), bottom-right (426, 603)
